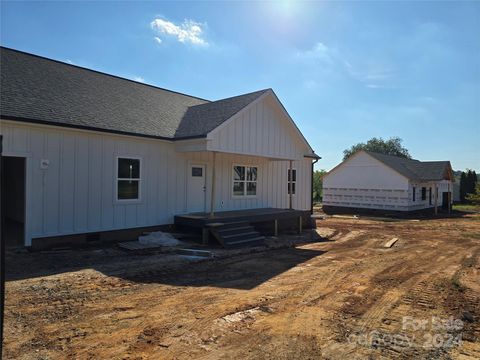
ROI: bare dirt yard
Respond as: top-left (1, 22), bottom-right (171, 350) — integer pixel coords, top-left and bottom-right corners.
top-left (3, 212), bottom-right (480, 359)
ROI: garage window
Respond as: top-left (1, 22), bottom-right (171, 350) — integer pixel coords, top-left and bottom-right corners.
top-left (117, 157), bottom-right (141, 200)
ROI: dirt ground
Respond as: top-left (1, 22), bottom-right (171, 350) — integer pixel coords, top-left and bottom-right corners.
top-left (3, 212), bottom-right (480, 359)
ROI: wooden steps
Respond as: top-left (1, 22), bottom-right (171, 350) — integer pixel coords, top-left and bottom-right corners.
top-left (207, 221), bottom-right (265, 248)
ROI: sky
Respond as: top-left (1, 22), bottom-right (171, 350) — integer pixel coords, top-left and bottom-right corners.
top-left (1, 1), bottom-right (479, 171)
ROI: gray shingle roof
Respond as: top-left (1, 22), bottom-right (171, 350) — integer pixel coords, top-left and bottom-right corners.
top-left (175, 89), bottom-right (268, 138)
top-left (0, 47), bottom-right (268, 140)
top-left (365, 151), bottom-right (452, 181)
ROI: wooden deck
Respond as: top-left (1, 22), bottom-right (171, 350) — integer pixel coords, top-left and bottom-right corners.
top-left (174, 208), bottom-right (304, 228)
top-left (175, 208), bottom-right (306, 247)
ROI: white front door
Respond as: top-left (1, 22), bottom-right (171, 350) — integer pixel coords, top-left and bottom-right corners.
top-left (187, 164), bottom-right (206, 212)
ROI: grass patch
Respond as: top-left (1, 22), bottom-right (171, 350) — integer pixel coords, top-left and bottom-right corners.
top-left (451, 275), bottom-right (465, 292)
top-left (453, 204), bottom-right (480, 213)
top-left (462, 232), bottom-right (480, 240)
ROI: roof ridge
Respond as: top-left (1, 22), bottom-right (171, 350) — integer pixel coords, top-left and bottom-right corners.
top-left (0, 46), bottom-right (210, 102)
top-left (187, 88), bottom-right (271, 108)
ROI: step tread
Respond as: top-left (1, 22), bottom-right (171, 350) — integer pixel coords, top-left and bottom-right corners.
top-left (221, 231), bottom-right (260, 239)
top-left (216, 226), bottom-right (254, 234)
top-left (225, 237), bottom-right (265, 247)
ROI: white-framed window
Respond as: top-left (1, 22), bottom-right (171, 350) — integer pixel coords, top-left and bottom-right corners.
top-left (116, 157), bottom-right (141, 201)
top-left (288, 168), bottom-right (297, 195)
top-left (233, 165), bottom-right (257, 197)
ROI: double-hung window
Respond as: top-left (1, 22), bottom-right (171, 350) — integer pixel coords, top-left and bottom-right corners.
top-left (233, 165), bottom-right (257, 196)
top-left (288, 169), bottom-right (296, 195)
top-left (117, 157), bottom-right (141, 201)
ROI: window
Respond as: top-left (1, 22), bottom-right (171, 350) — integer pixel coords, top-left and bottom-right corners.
top-left (288, 169), bottom-right (296, 195)
top-left (191, 167), bottom-right (203, 177)
top-left (421, 187), bottom-right (426, 201)
top-left (233, 165), bottom-right (257, 196)
top-left (117, 157), bottom-right (141, 200)
top-left (429, 187), bottom-right (432, 205)
top-left (412, 186), bottom-right (416, 202)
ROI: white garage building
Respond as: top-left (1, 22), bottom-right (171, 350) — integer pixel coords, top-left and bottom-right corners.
top-left (322, 150), bottom-right (453, 213)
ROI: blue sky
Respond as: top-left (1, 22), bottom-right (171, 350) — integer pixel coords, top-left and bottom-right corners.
top-left (1, 1), bottom-right (479, 171)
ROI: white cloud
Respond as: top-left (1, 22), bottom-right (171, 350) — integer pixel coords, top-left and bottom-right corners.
top-left (150, 18), bottom-right (208, 46)
top-left (132, 76), bottom-right (145, 83)
top-left (297, 42), bottom-right (334, 63)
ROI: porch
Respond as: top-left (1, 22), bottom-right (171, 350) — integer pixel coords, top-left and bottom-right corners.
top-left (174, 208), bottom-right (307, 248)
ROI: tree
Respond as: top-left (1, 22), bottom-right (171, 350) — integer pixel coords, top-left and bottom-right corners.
top-left (465, 183), bottom-right (480, 205)
top-left (343, 137), bottom-right (411, 161)
top-left (460, 169), bottom-right (478, 203)
top-left (460, 171), bottom-right (468, 203)
top-left (313, 169), bottom-right (327, 203)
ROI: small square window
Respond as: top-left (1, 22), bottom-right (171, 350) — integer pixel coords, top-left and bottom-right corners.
top-left (192, 167), bottom-right (203, 177)
top-left (118, 180), bottom-right (139, 200)
top-left (234, 166), bottom-right (245, 181)
top-left (247, 182), bottom-right (257, 196)
top-left (233, 181), bottom-right (245, 196)
top-left (118, 158), bottom-right (140, 179)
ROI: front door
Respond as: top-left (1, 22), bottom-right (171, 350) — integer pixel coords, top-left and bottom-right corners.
top-left (442, 192), bottom-right (450, 209)
top-left (187, 164), bottom-right (206, 212)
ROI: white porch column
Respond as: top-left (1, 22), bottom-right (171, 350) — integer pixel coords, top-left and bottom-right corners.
top-left (209, 151), bottom-right (217, 218)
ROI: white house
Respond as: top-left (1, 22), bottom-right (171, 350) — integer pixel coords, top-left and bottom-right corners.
top-left (322, 150), bottom-right (453, 213)
top-left (0, 47), bottom-right (319, 248)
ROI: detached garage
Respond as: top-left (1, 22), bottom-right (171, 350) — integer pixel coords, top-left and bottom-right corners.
top-left (322, 150), bottom-right (453, 213)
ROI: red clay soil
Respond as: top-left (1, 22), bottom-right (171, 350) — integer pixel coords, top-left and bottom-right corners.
top-left (3, 213), bottom-right (480, 359)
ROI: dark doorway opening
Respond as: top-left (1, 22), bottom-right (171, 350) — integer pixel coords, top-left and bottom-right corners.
top-left (442, 192), bottom-right (450, 210)
top-left (1, 156), bottom-right (26, 247)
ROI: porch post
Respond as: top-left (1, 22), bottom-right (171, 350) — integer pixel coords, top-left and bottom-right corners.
top-left (289, 160), bottom-right (293, 210)
top-left (210, 152), bottom-right (216, 218)
top-left (448, 181), bottom-right (451, 214)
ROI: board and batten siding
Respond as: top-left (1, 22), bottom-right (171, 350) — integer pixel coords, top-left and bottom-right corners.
top-left (207, 94), bottom-right (310, 161)
top-left (1, 120), bottom-right (311, 245)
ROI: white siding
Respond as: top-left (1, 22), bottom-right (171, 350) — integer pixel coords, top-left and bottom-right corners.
top-left (207, 95), bottom-right (309, 161)
top-left (323, 152), bottom-right (409, 190)
top-left (323, 152), bottom-right (452, 211)
top-left (1, 120), bottom-right (312, 245)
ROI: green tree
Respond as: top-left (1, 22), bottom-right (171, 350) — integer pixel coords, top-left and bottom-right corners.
top-left (313, 169), bottom-right (327, 203)
top-left (465, 183), bottom-right (480, 205)
top-left (343, 137), bottom-right (411, 161)
top-left (460, 171), bottom-right (468, 203)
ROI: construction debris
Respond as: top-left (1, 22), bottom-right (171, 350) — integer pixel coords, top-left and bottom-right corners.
top-left (383, 237), bottom-right (399, 248)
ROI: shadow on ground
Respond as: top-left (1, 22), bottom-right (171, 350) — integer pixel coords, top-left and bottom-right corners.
top-left (118, 247), bottom-right (327, 290)
top-left (5, 244), bottom-right (326, 290)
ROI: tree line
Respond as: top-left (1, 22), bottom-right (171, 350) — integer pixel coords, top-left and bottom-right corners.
top-left (459, 170), bottom-right (478, 203)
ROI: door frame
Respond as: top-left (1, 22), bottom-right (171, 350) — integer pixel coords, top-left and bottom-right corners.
top-left (1, 152), bottom-right (30, 246)
top-left (186, 162), bottom-right (207, 213)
